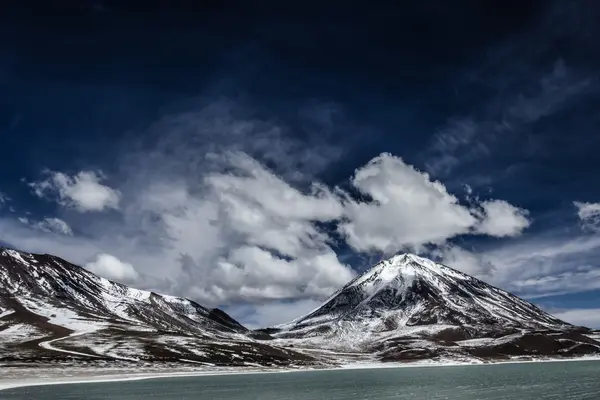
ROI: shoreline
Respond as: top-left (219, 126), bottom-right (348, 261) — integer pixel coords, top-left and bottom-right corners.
top-left (2, 356), bottom-right (600, 392)
top-left (0, 368), bottom-right (290, 392)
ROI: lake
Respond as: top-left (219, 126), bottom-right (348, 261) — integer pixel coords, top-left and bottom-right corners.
top-left (3, 360), bottom-right (600, 399)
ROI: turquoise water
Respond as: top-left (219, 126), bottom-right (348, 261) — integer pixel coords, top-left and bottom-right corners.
top-left (3, 360), bottom-right (600, 399)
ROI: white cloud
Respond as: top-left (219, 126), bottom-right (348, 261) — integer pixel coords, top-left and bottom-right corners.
top-left (214, 246), bottom-right (353, 302)
top-left (338, 154), bottom-right (530, 254)
top-left (29, 170), bottom-right (121, 212)
top-left (151, 152), bottom-right (354, 305)
top-left (37, 218), bottom-right (73, 236)
top-left (574, 201), bottom-right (600, 232)
top-left (475, 200), bottom-right (530, 237)
top-left (85, 253), bottom-right (139, 284)
top-left (0, 217), bottom-right (152, 282)
top-left (435, 245), bottom-right (496, 277)
top-left (206, 152), bottom-right (343, 258)
top-left (479, 233), bottom-right (600, 299)
top-left (339, 154), bottom-right (477, 253)
top-left (550, 308), bottom-right (600, 329)
top-left (512, 268), bottom-right (600, 298)
top-left (18, 217), bottom-right (73, 236)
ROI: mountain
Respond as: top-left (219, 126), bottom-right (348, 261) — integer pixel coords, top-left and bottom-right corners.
top-left (2, 248), bottom-right (599, 367)
top-left (264, 254), bottom-right (600, 362)
top-left (0, 248), bottom-right (316, 367)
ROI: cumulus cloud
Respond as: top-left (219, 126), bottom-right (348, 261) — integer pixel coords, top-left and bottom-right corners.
top-left (339, 154), bottom-right (476, 253)
top-left (29, 170), bottom-right (121, 212)
top-left (475, 200), bottom-right (530, 237)
top-left (338, 154), bottom-right (529, 254)
top-left (85, 253), bottom-right (139, 284)
top-left (214, 246), bottom-right (353, 302)
top-left (574, 201), bottom-right (600, 232)
top-left (137, 151), bottom-right (355, 305)
top-left (18, 217), bottom-right (73, 236)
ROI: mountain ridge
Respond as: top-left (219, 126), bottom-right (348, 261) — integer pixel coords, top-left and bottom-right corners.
top-left (0, 247), bottom-right (316, 367)
top-left (1, 247), bottom-right (599, 366)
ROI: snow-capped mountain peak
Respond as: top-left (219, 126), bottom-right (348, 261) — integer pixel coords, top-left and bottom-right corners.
top-left (273, 253), bottom-right (570, 341)
top-left (346, 253), bottom-right (468, 295)
top-left (265, 253), bottom-right (600, 361)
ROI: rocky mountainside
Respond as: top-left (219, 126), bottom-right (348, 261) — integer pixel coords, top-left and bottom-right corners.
top-left (0, 248), bottom-right (315, 367)
top-left (264, 254), bottom-right (600, 362)
top-left (1, 248), bottom-right (598, 367)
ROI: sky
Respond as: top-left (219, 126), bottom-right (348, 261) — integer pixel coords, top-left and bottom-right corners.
top-left (1, 0), bottom-right (600, 329)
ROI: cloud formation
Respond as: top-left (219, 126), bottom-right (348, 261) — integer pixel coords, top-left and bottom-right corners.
top-left (9, 151), bottom-right (533, 307)
top-left (550, 308), bottom-right (600, 329)
top-left (338, 154), bottom-right (530, 254)
top-left (475, 200), bottom-right (530, 237)
top-left (512, 268), bottom-right (600, 298)
top-left (1, 103), bottom-right (535, 326)
top-left (478, 232), bottom-right (600, 299)
top-left (434, 245), bottom-right (496, 277)
top-left (574, 201), bottom-right (600, 232)
top-left (148, 151), bottom-right (356, 305)
top-left (19, 217), bottom-right (73, 236)
top-left (339, 154), bottom-right (477, 253)
top-left (29, 170), bottom-right (121, 212)
top-left (85, 253), bottom-right (139, 284)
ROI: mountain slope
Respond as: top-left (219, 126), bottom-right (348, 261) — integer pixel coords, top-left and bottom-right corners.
top-left (2, 249), bottom-right (598, 366)
top-left (0, 248), bottom-right (316, 367)
top-left (266, 254), bottom-right (600, 362)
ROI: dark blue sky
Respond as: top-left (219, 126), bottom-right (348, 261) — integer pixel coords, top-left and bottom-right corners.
top-left (1, 0), bottom-right (600, 327)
